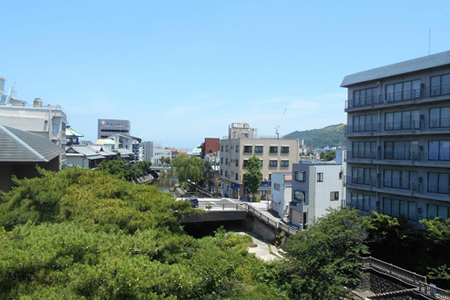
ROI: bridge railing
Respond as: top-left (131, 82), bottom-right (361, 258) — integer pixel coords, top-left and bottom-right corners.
top-left (417, 282), bottom-right (450, 300)
top-left (243, 203), bottom-right (299, 235)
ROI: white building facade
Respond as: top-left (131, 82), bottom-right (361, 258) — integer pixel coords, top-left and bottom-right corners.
top-left (270, 173), bottom-right (292, 222)
top-left (142, 141), bottom-right (164, 165)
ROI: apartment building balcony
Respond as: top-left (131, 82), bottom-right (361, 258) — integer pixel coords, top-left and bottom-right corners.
top-left (347, 120), bottom-right (450, 138)
top-left (344, 85), bottom-right (450, 112)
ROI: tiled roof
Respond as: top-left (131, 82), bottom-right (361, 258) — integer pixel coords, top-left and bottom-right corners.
top-left (66, 126), bottom-right (84, 137)
top-left (0, 124), bottom-right (63, 162)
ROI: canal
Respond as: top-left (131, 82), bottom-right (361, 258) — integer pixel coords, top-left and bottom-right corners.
top-left (153, 175), bottom-right (179, 193)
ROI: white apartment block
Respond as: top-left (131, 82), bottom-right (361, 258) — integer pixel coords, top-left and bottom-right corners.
top-left (142, 141), bottom-right (164, 165)
top-left (290, 151), bottom-right (346, 230)
top-left (342, 50), bottom-right (450, 223)
top-left (219, 123), bottom-right (299, 200)
top-left (270, 173), bottom-right (292, 222)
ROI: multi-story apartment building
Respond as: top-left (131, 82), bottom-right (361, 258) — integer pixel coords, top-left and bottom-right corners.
top-left (142, 141), bottom-right (164, 165)
top-left (289, 150), bottom-right (346, 230)
top-left (342, 50), bottom-right (450, 223)
top-left (219, 123), bottom-right (299, 200)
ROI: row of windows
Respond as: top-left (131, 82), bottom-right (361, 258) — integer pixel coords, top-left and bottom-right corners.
top-left (385, 80), bottom-right (421, 102)
top-left (385, 110), bottom-right (420, 131)
top-left (352, 114), bottom-right (378, 132)
top-left (353, 87), bottom-right (378, 107)
top-left (295, 170), bottom-right (343, 182)
top-left (428, 172), bottom-right (450, 194)
top-left (243, 146), bottom-right (290, 154)
top-left (221, 159), bottom-right (291, 168)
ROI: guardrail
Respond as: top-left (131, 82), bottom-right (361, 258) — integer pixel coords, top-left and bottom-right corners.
top-left (243, 203), bottom-right (299, 235)
top-left (362, 256), bottom-right (450, 299)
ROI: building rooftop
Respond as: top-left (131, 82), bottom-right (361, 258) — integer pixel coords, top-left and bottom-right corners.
top-left (0, 124), bottom-right (63, 162)
top-left (341, 50), bottom-right (450, 87)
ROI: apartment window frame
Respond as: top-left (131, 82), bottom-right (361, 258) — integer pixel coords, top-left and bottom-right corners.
top-left (280, 160), bottom-right (289, 168)
top-left (430, 106), bottom-right (450, 128)
top-left (243, 146), bottom-right (252, 153)
top-left (330, 191), bottom-right (339, 201)
top-left (269, 160), bottom-right (278, 168)
top-left (269, 146), bottom-right (278, 153)
top-left (254, 146), bottom-right (264, 154)
top-left (281, 147), bottom-right (289, 154)
top-left (385, 79), bottom-right (421, 102)
top-left (353, 87), bottom-right (378, 107)
top-left (294, 190), bottom-right (306, 202)
top-left (352, 141), bottom-right (377, 159)
top-left (430, 73), bottom-right (450, 97)
top-left (428, 140), bottom-right (450, 161)
top-left (295, 170), bottom-right (306, 182)
top-left (353, 114), bottom-right (378, 132)
top-left (384, 141), bottom-right (419, 160)
top-left (385, 110), bottom-right (420, 131)
top-left (317, 172), bottom-right (323, 182)
top-left (243, 160), bottom-right (248, 168)
top-left (274, 183), bottom-right (280, 191)
top-left (427, 172), bottom-right (450, 194)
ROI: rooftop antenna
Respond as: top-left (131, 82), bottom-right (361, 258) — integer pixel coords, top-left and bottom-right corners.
top-left (429, 28), bottom-right (431, 55)
top-left (275, 108), bottom-right (287, 139)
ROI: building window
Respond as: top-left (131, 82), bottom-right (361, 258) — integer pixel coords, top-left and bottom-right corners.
top-left (294, 190), bottom-right (306, 202)
top-left (235, 146), bottom-right (239, 153)
top-left (220, 170), bottom-right (223, 176)
top-left (430, 107), bottom-right (450, 128)
top-left (225, 171), bottom-right (228, 177)
top-left (383, 169), bottom-right (418, 190)
top-left (269, 160), bottom-right (278, 167)
top-left (317, 173), bottom-right (323, 182)
top-left (428, 140), bottom-right (450, 161)
top-left (269, 146), bottom-right (278, 153)
top-left (385, 79), bottom-right (420, 102)
top-left (274, 183), bottom-right (280, 191)
top-left (220, 158), bottom-right (223, 164)
top-left (430, 74), bottom-right (450, 97)
top-left (295, 171), bottom-right (306, 182)
top-left (427, 204), bottom-right (449, 220)
top-left (428, 172), bottom-right (449, 194)
top-left (385, 110), bottom-right (420, 131)
top-left (225, 158), bottom-right (228, 165)
top-left (260, 160), bottom-right (264, 167)
top-left (235, 160), bottom-right (239, 167)
top-left (235, 173), bottom-right (238, 181)
top-left (353, 114), bottom-right (378, 132)
top-left (281, 147), bottom-right (289, 153)
top-left (353, 87), bottom-right (378, 107)
top-left (384, 141), bottom-right (419, 160)
top-left (221, 145), bottom-right (223, 152)
top-left (243, 160), bottom-right (248, 168)
top-left (352, 141), bottom-right (377, 159)
top-left (225, 145), bottom-right (228, 152)
top-left (255, 146), bottom-right (263, 153)
top-left (280, 160), bottom-right (289, 167)
top-left (351, 192), bottom-right (378, 213)
top-left (330, 191), bottom-right (339, 201)
top-left (243, 146), bottom-right (252, 153)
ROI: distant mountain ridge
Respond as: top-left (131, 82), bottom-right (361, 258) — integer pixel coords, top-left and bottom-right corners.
top-left (283, 124), bottom-right (346, 148)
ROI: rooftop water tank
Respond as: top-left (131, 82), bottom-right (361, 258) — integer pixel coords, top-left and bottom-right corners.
top-left (33, 98), bottom-right (43, 107)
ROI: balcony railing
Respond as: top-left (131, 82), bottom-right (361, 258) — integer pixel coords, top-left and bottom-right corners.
top-left (345, 85), bottom-right (450, 111)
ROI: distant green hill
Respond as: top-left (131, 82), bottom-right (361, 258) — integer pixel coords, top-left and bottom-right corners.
top-left (283, 124), bottom-right (346, 148)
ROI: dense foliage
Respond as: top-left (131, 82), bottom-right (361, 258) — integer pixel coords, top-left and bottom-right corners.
top-left (283, 124), bottom-right (346, 148)
top-left (273, 208), bottom-right (370, 299)
top-left (246, 155), bottom-right (262, 201)
top-left (98, 159), bottom-right (152, 181)
top-left (171, 153), bottom-right (204, 188)
top-left (0, 168), bottom-right (284, 299)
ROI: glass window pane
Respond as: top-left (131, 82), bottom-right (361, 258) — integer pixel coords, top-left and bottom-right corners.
top-left (431, 76), bottom-right (441, 96)
top-left (442, 74), bottom-right (450, 95)
top-left (392, 199), bottom-right (400, 217)
top-left (442, 107), bottom-right (450, 127)
top-left (354, 90), bottom-right (360, 107)
top-left (410, 172), bottom-right (418, 191)
top-left (428, 204), bottom-right (437, 219)
top-left (383, 198), bottom-right (392, 215)
top-left (438, 173), bottom-right (449, 194)
top-left (392, 170), bottom-right (400, 188)
top-left (365, 115), bottom-right (371, 131)
top-left (412, 110), bottom-right (420, 129)
top-left (393, 112), bottom-right (402, 130)
top-left (372, 114), bottom-right (378, 132)
top-left (357, 168), bottom-right (364, 184)
top-left (352, 142), bottom-right (359, 158)
top-left (403, 81), bottom-right (412, 100)
top-left (438, 206), bottom-right (448, 219)
top-left (429, 141), bottom-right (439, 160)
top-left (428, 172), bottom-right (439, 192)
top-left (400, 201), bottom-right (408, 217)
top-left (366, 88), bottom-right (373, 105)
top-left (364, 168), bottom-right (370, 184)
top-left (400, 170), bottom-right (409, 189)
top-left (353, 116), bottom-right (360, 132)
top-left (440, 141), bottom-right (450, 161)
top-left (402, 111), bottom-right (411, 129)
top-left (409, 202), bottom-right (417, 220)
top-left (359, 142), bottom-right (364, 158)
top-left (384, 169), bottom-right (392, 187)
top-left (386, 85), bottom-right (394, 102)
top-left (430, 108), bottom-right (440, 128)
top-left (385, 142), bottom-right (393, 159)
top-left (394, 83), bottom-right (402, 101)
top-left (412, 80), bottom-right (421, 98)
top-left (359, 115), bottom-right (365, 131)
top-left (357, 193), bottom-right (363, 209)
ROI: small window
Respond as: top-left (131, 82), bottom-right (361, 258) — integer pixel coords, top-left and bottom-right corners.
top-left (269, 146), bottom-right (278, 153)
top-left (295, 171), bottom-right (306, 182)
top-left (260, 160), bottom-right (264, 167)
top-left (221, 145), bottom-right (223, 152)
top-left (317, 173), bottom-right (323, 182)
top-left (244, 146), bottom-right (252, 153)
top-left (280, 160), bottom-right (289, 167)
top-left (294, 190), bottom-right (305, 201)
top-left (235, 174), bottom-right (238, 181)
top-left (269, 160), bottom-right (278, 167)
top-left (243, 160), bottom-right (248, 168)
top-left (255, 146), bottom-right (263, 153)
top-left (274, 183), bottom-right (280, 191)
top-left (339, 171), bottom-right (343, 180)
top-left (281, 147), bottom-right (289, 153)
top-left (235, 146), bottom-right (239, 153)
top-left (330, 191), bottom-right (339, 201)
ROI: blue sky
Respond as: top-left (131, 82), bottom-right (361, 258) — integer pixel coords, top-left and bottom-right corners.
top-left (1, 1), bottom-right (450, 151)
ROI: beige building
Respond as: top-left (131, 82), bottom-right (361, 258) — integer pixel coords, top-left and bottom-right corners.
top-left (219, 123), bottom-right (299, 200)
top-left (342, 50), bottom-right (450, 223)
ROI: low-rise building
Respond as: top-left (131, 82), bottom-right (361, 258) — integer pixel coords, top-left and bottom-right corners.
top-left (270, 173), bottom-right (292, 222)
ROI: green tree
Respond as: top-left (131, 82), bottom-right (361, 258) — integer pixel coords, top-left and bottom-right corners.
top-left (160, 156), bottom-right (166, 165)
top-left (172, 153), bottom-right (204, 188)
top-left (98, 159), bottom-right (151, 182)
top-left (165, 157), bottom-right (171, 165)
top-left (275, 208), bottom-right (370, 299)
top-left (324, 150), bottom-right (336, 161)
top-left (246, 155), bottom-right (262, 201)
